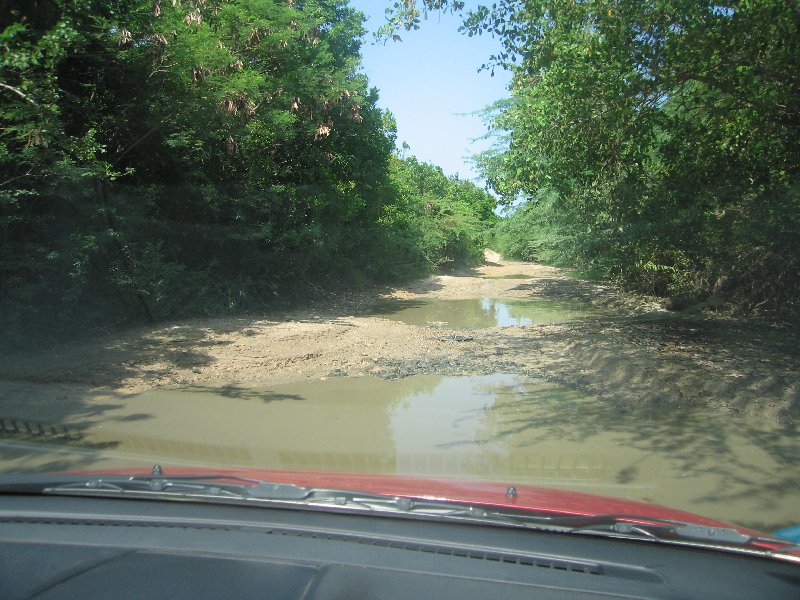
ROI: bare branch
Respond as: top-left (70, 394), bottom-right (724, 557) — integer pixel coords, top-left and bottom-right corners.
top-left (0, 169), bottom-right (36, 189)
top-left (0, 82), bottom-right (39, 107)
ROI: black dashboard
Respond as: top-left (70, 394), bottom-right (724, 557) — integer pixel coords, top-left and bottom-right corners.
top-left (0, 494), bottom-right (798, 599)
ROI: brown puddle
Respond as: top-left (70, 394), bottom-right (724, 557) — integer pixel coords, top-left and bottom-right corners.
top-left (2, 374), bottom-right (798, 532)
top-left (367, 297), bottom-right (609, 328)
top-left (481, 274), bottom-right (532, 280)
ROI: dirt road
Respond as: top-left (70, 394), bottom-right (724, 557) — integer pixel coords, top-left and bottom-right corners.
top-left (1, 251), bottom-right (798, 425)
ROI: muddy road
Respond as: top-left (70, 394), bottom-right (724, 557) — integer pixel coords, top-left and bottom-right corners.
top-left (1, 251), bottom-right (798, 531)
top-left (2, 251), bottom-right (795, 422)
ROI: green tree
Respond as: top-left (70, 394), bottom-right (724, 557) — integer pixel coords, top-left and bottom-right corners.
top-left (382, 155), bottom-right (497, 272)
top-left (383, 1), bottom-right (800, 319)
top-left (1, 0), bottom-right (399, 337)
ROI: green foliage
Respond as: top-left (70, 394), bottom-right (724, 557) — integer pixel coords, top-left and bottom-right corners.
top-left (493, 192), bottom-right (573, 266)
top-left (381, 156), bottom-right (497, 274)
top-left (398, 0), bottom-right (800, 320)
top-left (0, 0), bottom-right (499, 341)
top-left (0, 0), bottom-right (395, 339)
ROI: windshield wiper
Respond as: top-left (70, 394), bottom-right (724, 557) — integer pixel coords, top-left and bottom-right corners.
top-left (542, 515), bottom-right (754, 545)
top-left (2, 466), bottom-right (798, 560)
top-left (0, 466), bottom-right (314, 501)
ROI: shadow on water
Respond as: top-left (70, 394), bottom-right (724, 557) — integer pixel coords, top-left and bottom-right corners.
top-left (0, 275), bottom-right (797, 534)
top-left (0, 370), bottom-right (797, 532)
top-left (0, 321), bottom-right (258, 472)
top-left (116, 413), bottom-right (152, 422)
top-left (328, 371), bottom-right (798, 531)
top-left (362, 299), bottom-right (430, 317)
top-left (0, 298), bottom-right (425, 475)
top-left (447, 379), bottom-right (800, 532)
top-left (0, 413), bottom-right (127, 474)
top-left (182, 384), bottom-right (304, 403)
top-left (0, 445), bottom-right (121, 475)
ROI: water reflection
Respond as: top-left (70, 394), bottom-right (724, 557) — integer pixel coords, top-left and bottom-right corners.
top-left (368, 297), bottom-right (607, 328)
top-left (2, 374), bottom-right (798, 532)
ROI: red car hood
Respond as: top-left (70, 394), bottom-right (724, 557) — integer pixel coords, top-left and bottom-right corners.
top-left (69, 465), bottom-right (798, 556)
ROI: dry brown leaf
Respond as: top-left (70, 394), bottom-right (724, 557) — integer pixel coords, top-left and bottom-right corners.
top-left (118, 28), bottom-right (133, 46)
top-left (315, 121), bottom-right (332, 140)
top-left (149, 33), bottom-right (168, 46)
top-left (184, 9), bottom-right (202, 26)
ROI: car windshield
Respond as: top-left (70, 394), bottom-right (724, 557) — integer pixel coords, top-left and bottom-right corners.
top-left (0, 0), bottom-right (798, 547)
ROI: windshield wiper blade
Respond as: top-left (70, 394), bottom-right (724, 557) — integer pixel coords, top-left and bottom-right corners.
top-left (49, 477), bottom-right (313, 500)
top-left (3, 467), bottom-right (798, 559)
top-left (0, 466), bottom-right (314, 501)
top-left (0, 468), bottom-right (601, 527)
top-left (550, 515), bottom-right (754, 544)
top-left (54, 477), bottom-right (313, 502)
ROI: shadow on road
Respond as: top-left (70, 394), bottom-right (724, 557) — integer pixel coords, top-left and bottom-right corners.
top-left (183, 384), bottom-right (304, 403)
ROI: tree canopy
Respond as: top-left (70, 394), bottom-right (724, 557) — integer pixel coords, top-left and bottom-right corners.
top-left (383, 0), bottom-right (800, 319)
top-left (4, 0), bottom-right (796, 338)
top-left (1, 0), bottom-right (496, 341)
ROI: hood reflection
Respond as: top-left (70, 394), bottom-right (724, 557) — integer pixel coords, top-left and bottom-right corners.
top-left (1, 374), bottom-right (798, 532)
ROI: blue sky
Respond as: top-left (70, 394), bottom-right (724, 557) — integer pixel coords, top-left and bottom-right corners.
top-left (347, 1), bottom-right (512, 182)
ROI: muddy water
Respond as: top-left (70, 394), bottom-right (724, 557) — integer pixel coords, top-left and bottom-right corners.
top-left (481, 274), bottom-right (532, 280)
top-left (368, 298), bottom-right (608, 328)
top-left (3, 374), bottom-right (798, 532)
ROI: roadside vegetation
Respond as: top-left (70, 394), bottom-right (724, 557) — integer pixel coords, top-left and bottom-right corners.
top-left (0, 0), bottom-right (495, 342)
top-left (3, 0), bottom-right (797, 346)
top-left (386, 0), bottom-right (799, 323)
